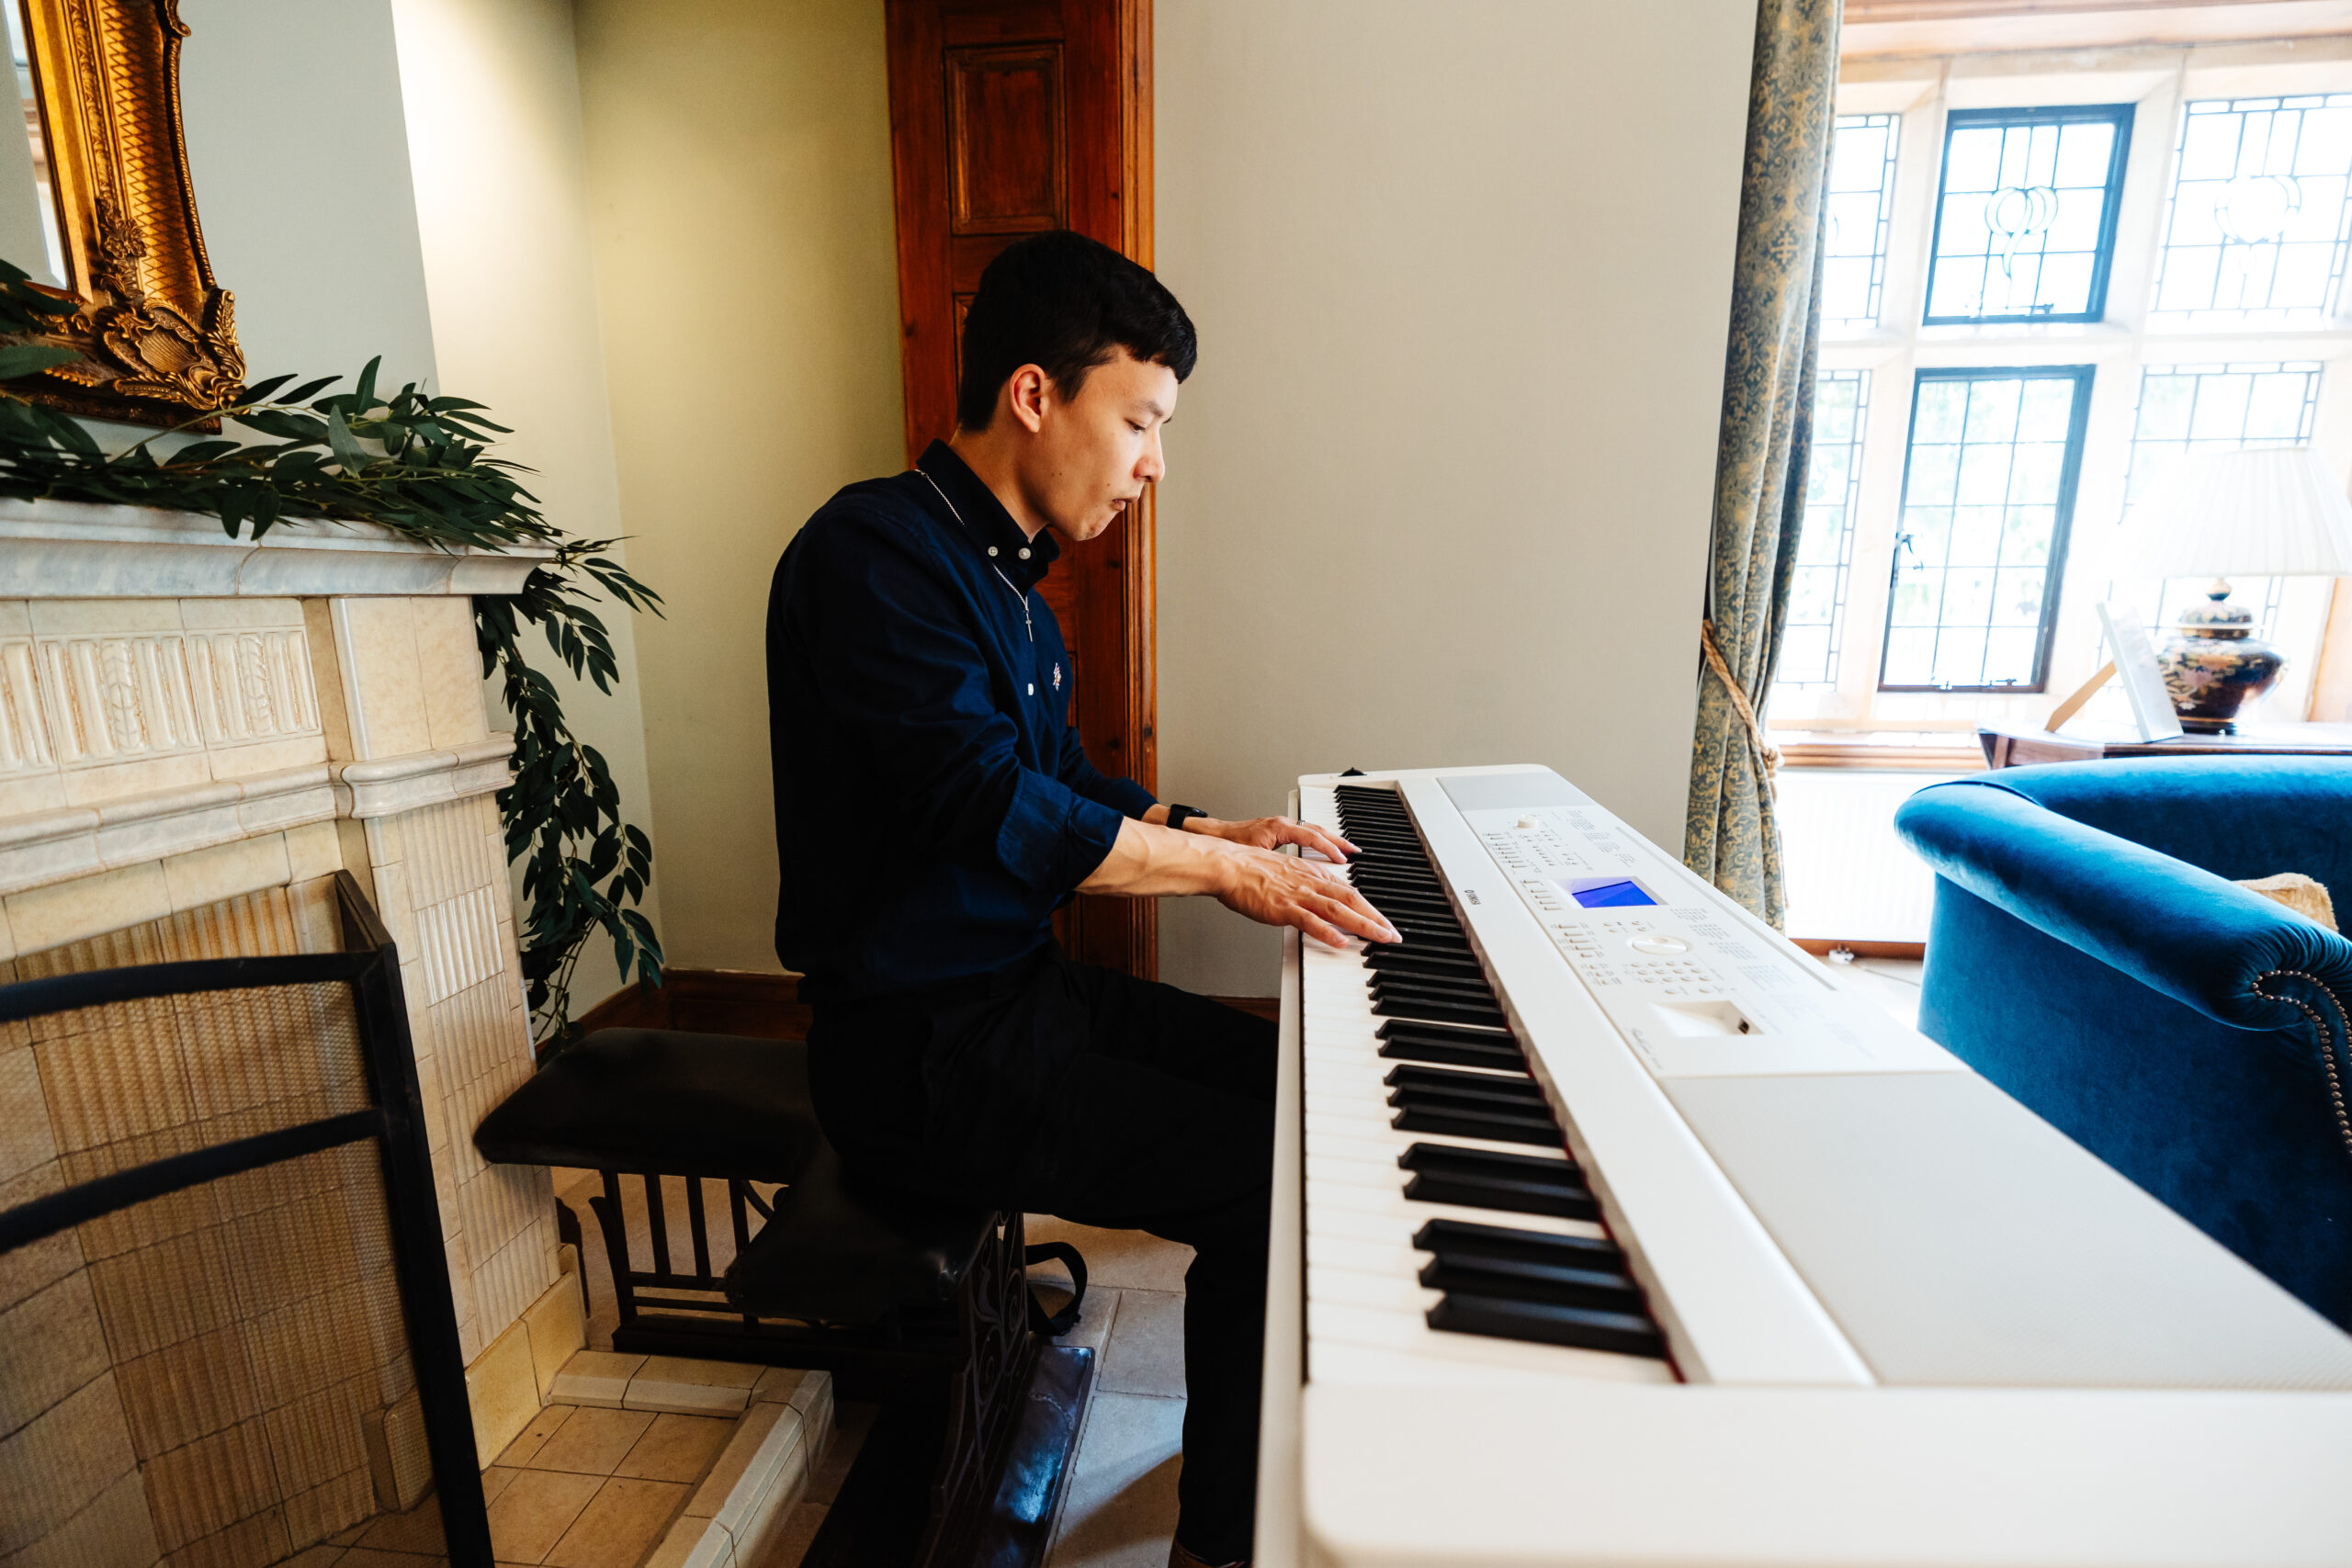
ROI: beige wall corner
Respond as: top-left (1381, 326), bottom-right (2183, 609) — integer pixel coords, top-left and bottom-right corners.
top-left (390, 0), bottom-right (666, 1014)
top-left (1153, 0), bottom-right (1753, 993)
top-left (573, 0), bottom-right (905, 973)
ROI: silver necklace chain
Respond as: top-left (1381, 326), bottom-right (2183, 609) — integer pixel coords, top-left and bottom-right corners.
top-left (916, 465), bottom-right (1034, 644)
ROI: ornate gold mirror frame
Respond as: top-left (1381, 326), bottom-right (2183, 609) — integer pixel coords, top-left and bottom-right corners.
top-left (15, 0), bottom-right (240, 424)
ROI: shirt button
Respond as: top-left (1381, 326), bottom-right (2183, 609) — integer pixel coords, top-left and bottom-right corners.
top-left (1027, 682), bottom-right (1035, 695)
top-left (987, 546), bottom-right (999, 557)
top-left (1018, 547), bottom-right (1031, 559)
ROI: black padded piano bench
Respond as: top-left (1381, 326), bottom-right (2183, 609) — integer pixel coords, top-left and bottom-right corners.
top-left (472, 1028), bottom-right (1092, 1568)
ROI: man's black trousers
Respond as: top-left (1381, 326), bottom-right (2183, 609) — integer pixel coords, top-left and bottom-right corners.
top-left (806, 945), bottom-right (1275, 1564)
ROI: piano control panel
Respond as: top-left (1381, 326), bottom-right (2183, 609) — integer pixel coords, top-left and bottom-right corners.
top-left (1449, 797), bottom-right (1955, 1080)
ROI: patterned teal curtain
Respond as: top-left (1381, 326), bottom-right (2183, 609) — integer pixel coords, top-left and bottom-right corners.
top-left (1683, 0), bottom-right (1840, 929)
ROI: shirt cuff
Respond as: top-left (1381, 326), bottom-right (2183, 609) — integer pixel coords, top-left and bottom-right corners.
top-left (995, 769), bottom-right (1129, 893)
top-left (1096, 777), bottom-right (1159, 820)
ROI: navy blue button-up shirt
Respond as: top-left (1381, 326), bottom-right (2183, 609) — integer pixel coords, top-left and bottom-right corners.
top-left (767, 441), bottom-right (1158, 1002)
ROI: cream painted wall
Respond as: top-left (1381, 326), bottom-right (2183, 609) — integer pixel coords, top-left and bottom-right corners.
top-left (1153, 1), bottom-right (1757, 995)
top-left (573, 0), bottom-right (904, 973)
top-left (390, 0), bottom-right (664, 1017)
top-left (179, 0), bottom-right (438, 391)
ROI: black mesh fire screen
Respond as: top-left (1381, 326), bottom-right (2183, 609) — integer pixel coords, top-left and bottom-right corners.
top-left (0, 871), bottom-right (489, 1567)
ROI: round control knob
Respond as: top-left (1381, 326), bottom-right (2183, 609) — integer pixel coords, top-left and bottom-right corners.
top-left (1515, 817), bottom-right (1542, 830)
top-left (1628, 935), bottom-right (1690, 955)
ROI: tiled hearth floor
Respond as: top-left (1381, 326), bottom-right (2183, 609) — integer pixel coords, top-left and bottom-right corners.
top-left (549, 1169), bottom-right (1199, 1568)
top-left (273, 1360), bottom-right (833, 1568)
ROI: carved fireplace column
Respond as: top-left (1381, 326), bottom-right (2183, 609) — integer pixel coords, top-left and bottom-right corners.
top-left (0, 498), bottom-right (577, 1558)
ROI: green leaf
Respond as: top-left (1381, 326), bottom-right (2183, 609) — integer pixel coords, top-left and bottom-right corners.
top-left (325, 409), bottom-right (369, 477)
top-left (0, 343), bottom-right (77, 379)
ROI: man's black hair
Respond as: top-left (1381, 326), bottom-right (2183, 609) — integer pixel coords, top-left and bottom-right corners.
top-left (956, 230), bottom-right (1197, 431)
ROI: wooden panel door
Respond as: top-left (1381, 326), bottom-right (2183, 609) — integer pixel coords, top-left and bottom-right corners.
top-left (887, 0), bottom-right (1159, 978)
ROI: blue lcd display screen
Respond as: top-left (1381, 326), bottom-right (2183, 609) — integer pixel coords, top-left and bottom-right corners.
top-left (1567, 878), bottom-right (1657, 909)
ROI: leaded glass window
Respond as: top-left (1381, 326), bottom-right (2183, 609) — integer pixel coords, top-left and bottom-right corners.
top-left (1881, 366), bottom-right (2094, 691)
top-left (1924, 106), bottom-right (2132, 325)
top-left (2110, 360), bottom-right (2324, 636)
top-left (1822, 115), bottom-right (1900, 333)
top-left (1778, 371), bottom-right (1871, 687)
top-left (2148, 96), bottom-right (2352, 330)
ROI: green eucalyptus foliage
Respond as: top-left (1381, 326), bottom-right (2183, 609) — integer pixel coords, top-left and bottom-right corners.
top-left (0, 261), bottom-right (663, 1043)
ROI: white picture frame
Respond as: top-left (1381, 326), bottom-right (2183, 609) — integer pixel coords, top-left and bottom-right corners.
top-left (2097, 601), bottom-right (2185, 743)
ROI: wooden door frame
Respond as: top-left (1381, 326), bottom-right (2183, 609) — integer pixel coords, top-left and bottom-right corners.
top-left (884, 0), bottom-right (1159, 978)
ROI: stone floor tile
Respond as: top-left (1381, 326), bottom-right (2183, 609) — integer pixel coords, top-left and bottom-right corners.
top-left (495, 1402), bottom-right (575, 1471)
top-left (1024, 1217), bottom-right (1193, 1292)
top-left (484, 1468), bottom-right (603, 1564)
top-left (634, 1356), bottom-right (762, 1390)
top-left (618, 1413), bottom-right (736, 1483)
top-left (481, 1468), bottom-right (523, 1506)
top-left (549, 1351), bottom-right (642, 1409)
top-left (336, 1551), bottom-right (445, 1568)
top-left (1096, 1290), bottom-right (1184, 1399)
top-left (542, 1477), bottom-right (691, 1568)
top-left (529, 1406), bottom-right (656, 1475)
top-left (1045, 1392), bottom-right (1185, 1568)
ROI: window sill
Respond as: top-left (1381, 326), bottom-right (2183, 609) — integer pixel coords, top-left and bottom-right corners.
top-left (1776, 732), bottom-right (1987, 772)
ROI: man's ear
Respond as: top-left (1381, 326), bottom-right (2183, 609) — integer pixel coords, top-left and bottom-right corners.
top-left (1004, 364), bottom-right (1050, 434)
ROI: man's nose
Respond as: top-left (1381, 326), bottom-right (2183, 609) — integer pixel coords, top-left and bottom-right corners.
top-left (1139, 429), bottom-right (1166, 483)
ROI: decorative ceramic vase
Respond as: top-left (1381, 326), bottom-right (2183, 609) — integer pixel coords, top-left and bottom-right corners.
top-left (2154, 586), bottom-right (2285, 733)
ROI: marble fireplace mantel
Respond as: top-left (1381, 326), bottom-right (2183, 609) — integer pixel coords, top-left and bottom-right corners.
top-left (1, 496), bottom-right (583, 1553)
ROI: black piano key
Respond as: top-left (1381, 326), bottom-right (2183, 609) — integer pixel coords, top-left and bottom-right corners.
top-left (1410, 1216), bottom-right (1621, 1269)
top-left (1419, 1256), bottom-right (1645, 1314)
top-left (1391, 1102), bottom-right (1559, 1146)
top-left (1389, 1082), bottom-right (1555, 1121)
top-left (1427, 1292), bottom-right (1665, 1358)
top-left (1372, 996), bottom-right (1509, 1030)
top-left (1379, 1032), bottom-right (1528, 1071)
top-left (1398, 1144), bottom-right (1595, 1218)
top-left (1356, 889), bottom-right (1455, 916)
top-left (1384, 1064), bottom-right (1548, 1104)
top-left (1369, 973), bottom-right (1497, 1004)
top-left (1364, 949), bottom-right (1486, 979)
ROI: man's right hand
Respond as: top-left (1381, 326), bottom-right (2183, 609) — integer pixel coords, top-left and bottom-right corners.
top-left (1209, 840), bottom-right (1399, 949)
top-left (1079, 818), bottom-right (1399, 948)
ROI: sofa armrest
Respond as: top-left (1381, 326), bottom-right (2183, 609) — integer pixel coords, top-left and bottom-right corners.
top-left (1895, 779), bottom-right (2352, 1065)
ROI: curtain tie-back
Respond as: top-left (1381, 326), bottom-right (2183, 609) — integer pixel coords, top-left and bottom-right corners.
top-left (1700, 616), bottom-right (1781, 798)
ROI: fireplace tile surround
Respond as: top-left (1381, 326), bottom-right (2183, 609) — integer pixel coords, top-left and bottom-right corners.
top-left (0, 500), bottom-right (598, 1566)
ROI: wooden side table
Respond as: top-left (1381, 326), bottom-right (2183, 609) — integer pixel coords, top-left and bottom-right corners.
top-left (1978, 721), bottom-right (2352, 769)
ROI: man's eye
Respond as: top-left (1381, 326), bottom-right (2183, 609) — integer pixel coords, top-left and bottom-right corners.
top-left (1129, 422), bottom-right (1146, 433)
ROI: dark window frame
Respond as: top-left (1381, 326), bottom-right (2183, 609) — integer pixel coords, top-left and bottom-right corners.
top-left (1878, 362), bottom-right (2098, 694)
top-left (1923, 103), bottom-right (2136, 326)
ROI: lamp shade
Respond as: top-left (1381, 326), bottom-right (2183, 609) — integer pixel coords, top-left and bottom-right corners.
top-left (2121, 445), bottom-right (2352, 578)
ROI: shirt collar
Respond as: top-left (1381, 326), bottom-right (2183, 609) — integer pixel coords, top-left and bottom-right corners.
top-left (914, 440), bottom-right (1059, 591)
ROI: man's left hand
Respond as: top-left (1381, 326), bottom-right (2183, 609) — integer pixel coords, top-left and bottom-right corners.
top-left (1184, 814), bottom-right (1358, 864)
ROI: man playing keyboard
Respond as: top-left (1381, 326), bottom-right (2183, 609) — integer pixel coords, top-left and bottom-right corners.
top-left (765, 230), bottom-right (1396, 1568)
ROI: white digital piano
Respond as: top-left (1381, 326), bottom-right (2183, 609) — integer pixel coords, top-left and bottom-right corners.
top-left (1256, 764), bottom-right (2352, 1568)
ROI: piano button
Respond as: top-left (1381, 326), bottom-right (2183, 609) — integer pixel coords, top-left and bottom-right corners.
top-left (1426, 1292), bottom-right (1666, 1358)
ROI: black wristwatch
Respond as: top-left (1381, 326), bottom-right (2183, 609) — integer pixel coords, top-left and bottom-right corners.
top-left (1164, 804), bottom-right (1208, 833)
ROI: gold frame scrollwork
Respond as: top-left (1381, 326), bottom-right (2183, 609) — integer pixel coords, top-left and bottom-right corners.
top-left (16, 0), bottom-right (240, 424)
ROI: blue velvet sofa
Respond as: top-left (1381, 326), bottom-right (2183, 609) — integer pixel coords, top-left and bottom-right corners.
top-left (1894, 757), bottom-right (2352, 1330)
